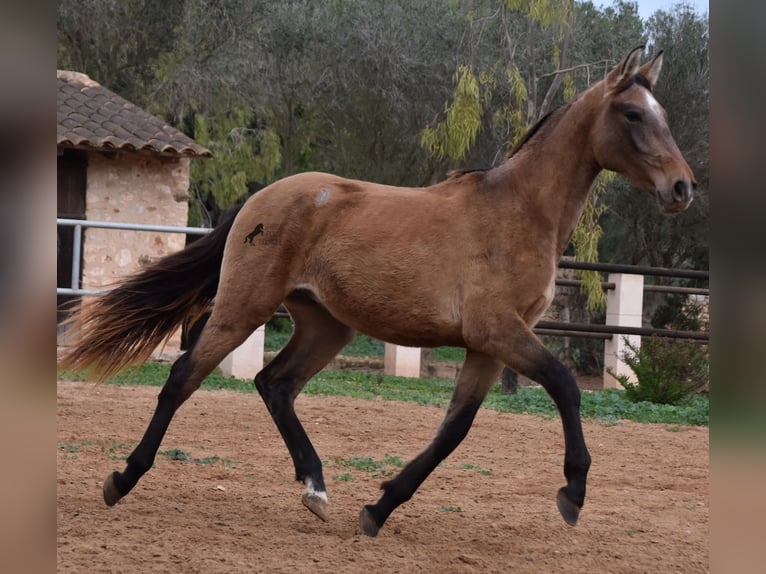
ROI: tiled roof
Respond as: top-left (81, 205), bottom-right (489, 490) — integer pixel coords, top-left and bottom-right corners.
top-left (57, 70), bottom-right (212, 158)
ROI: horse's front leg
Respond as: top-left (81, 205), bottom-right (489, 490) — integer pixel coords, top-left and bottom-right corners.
top-left (468, 314), bottom-right (592, 526)
top-left (359, 350), bottom-right (502, 536)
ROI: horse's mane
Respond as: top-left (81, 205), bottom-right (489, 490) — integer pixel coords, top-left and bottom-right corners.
top-left (446, 95), bottom-right (578, 179)
top-left (504, 101), bottom-right (572, 160)
top-left (447, 167), bottom-right (492, 179)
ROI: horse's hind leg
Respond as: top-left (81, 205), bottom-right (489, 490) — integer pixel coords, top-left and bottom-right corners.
top-left (254, 294), bottom-right (354, 521)
top-left (102, 315), bottom-right (265, 506)
top-left (359, 350), bottom-right (502, 536)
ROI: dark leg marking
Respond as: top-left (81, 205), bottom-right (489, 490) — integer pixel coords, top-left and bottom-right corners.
top-left (103, 352), bottom-right (197, 505)
top-left (508, 339), bottom-right (591, 526)
top-left (359, 351), bottom-right (502, 536)
top-left (254, 296), bottom-right (354, 521)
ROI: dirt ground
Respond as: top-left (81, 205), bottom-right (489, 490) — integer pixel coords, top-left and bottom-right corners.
top-left (57, 380), bottom-right (708, 573)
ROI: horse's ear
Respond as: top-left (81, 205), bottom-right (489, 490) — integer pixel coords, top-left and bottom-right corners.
top-left (638, 50), bottom-right (664, 89)
top-left (606, 45), bottom-right (645, 91)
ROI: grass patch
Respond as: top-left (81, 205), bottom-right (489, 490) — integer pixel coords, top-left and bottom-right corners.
top-left (265, 321), bottom-right (468, 362)
top-left (332, 473), bottom-right (354, 482)
top-left (332, 454), bottom-right (406, 478)
top-left (458, 463), bottom-right (493, 476)
top-left (438, 505), bottom-right (462, 512)
top-left (265, 328), bottom-right (385, 358)
top-left (58, 363), bottom-right (708, 426)
top-left (433, 347), bottom-right (466, 362)
top-left (157, 448), bottom-right (236, 467)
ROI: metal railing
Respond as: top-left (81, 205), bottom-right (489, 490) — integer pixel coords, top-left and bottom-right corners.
top-left (57, 218), bottom-right (210, 296)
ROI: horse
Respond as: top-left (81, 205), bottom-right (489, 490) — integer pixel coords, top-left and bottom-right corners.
top-left (60, 46), bottom-right (695, 537)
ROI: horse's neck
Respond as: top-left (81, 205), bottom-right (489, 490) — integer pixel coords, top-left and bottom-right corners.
top-left (494, 92), bottom-right (602, 256)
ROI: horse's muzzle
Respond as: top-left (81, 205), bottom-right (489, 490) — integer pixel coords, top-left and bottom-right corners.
top-left (659, 178), bottom-right (695, 214)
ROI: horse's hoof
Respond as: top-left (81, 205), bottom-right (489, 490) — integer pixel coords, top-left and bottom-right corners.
top-left (302, 491), bottom-right (329, 522)
top-left (103, 472), bottom-right (123, 507)
top-left (556, 488), bottom-right (581, 526)
top-left (359, 506), bottom-right (380, 537)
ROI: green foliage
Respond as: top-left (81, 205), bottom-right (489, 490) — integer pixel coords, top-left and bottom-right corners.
top-left (189, 109), bottom-right (281, 226)
top-left (651, 293), bottom-right (707, 331)
top-left (613, 337), bottom-right (709, 405)
top-left (570, 171), bottom-right (614, 312)
top-left (58, 0), bottom-right (708, 265)
top-left (598, 5), bottom-right (709, 270)
top-left (342, 334), bottom-right (385, 357)
top-left (506, 0), bottom-right (574, 34)
top-left (421, 66), bottom-right (485, 160)
top-left (266, 316), bottom-right (294, 334)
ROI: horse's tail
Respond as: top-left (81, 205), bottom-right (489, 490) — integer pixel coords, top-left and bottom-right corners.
top-left (59, 203), bottom-right (245, 380)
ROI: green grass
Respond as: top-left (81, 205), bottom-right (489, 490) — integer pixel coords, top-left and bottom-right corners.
top-left (266, 327), bottom-right (462, 361)
top-left (157, 448), bottom-right (236, 467)
top-left (58, 362), bottom-right (708, 426)
top-left (438, 505), bottom-right (462, 512)
top-left (433, 347), bottom-right (466, 362)
top-left (331, 454), bottom-right (406, 478)
top-left (265, 327), bottom-right (385, 357)
top-left (458, 463), bottom-right (493, 476)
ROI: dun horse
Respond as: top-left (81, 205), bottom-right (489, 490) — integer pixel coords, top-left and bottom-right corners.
top-left (61, 47), bottom-right (695, 537)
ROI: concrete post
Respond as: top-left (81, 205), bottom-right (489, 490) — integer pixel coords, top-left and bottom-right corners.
top-left (219, 324), bottom-right (266, 380)
top-left (384, 343), bottom-right (421, 378)
top-left (603, 273), bottom-right (644, 388)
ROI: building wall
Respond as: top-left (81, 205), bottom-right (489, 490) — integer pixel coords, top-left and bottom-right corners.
top-left (80, 151), bottom-right (191, 357)
top-left (82, 152), bottom-right (190, 288)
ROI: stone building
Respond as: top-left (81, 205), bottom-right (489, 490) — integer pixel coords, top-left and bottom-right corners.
top-left (57, 70), bottom-right (211, 341)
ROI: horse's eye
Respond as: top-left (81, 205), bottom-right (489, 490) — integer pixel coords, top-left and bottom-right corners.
top-left (624, 110), bottom-right (642, 123)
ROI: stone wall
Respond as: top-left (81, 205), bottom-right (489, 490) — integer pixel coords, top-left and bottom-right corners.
top-left (82, 152), bottom-right (190, 288)
top-left (81, 151), bottom-right (191, 357)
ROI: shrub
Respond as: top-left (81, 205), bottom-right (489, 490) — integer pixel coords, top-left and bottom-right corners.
top-left (613, 336), bottom-right (709, 405)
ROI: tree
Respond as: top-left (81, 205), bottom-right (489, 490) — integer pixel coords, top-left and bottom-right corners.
top-left (57, 0), bottom-right (185, 107)
top-left (598, 4), bottom-right (709, 271)
top-left (419, 1), bottom-right (647, 310)
top-left (188, 109), bottom-right (281, 227)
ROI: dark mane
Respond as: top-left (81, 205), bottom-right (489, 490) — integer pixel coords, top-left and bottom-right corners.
top-left (447, 167), bottom-right (492, 180)
top-left (504, 102), bottom-right (572, 160)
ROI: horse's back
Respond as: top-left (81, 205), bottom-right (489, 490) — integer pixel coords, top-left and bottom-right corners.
top-left (221, 172), bottom-right (472, 345)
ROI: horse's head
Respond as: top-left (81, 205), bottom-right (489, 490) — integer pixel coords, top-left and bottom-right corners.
top-left (591, 46), bottom-right (696, 215)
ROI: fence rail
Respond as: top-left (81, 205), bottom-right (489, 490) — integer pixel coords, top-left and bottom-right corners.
top-left (557, 259), bottom-right (709, 280)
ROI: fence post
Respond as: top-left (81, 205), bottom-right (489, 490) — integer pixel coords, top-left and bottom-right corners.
top-left (219, 325), bottom-right (266, 380)
top-left (603, 273), bottom-right (644, 389)
top-left (384, 344), bottom-right (421, 378)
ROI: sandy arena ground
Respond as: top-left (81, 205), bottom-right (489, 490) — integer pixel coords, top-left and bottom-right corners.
top-left (57, 380), bottom-right (708, 573)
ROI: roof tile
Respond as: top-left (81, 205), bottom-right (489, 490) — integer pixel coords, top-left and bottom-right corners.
top-left (57, 70), bottom-right (211, 158)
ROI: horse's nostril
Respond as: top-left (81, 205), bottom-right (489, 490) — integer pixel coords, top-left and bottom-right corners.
top-left (673, 180), bottom-right (692, 202)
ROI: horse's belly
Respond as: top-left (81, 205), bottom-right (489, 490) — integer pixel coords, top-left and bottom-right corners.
top-left (292, 276), bottom-right (465, 348)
